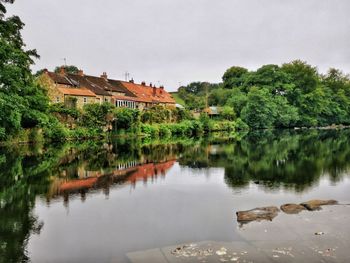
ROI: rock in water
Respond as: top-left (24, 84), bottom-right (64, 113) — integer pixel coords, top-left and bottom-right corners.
top-left (300, 200), bottom-right (338, 211)
top-left (280, 204), bottom-right (306, 214)
top-left (236, 206), bottom-right (280, 223)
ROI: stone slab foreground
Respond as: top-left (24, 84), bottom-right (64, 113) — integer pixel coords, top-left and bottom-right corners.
top-left (127, 205), bottom-right (350, 262)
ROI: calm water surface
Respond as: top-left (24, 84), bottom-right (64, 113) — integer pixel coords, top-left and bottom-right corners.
top-left (1, 130), bottom-right (350, 262)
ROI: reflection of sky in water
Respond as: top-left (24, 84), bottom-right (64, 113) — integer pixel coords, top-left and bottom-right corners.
top-left (28, 163), bottom-right (350, 263)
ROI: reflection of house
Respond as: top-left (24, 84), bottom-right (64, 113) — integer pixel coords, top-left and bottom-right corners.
top-left (48, 160), bottom-right (176, 201)
top-left (127, 160), bottom-right (176, 185)
top-left (41, 68), bottom-right (176, 109)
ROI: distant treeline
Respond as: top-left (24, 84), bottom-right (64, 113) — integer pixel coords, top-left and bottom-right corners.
top-left (177, 61), bottom-right (350, 128)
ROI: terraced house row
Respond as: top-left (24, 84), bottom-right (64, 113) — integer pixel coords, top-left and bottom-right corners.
top-left (40, 67), bottom-right (176, 109)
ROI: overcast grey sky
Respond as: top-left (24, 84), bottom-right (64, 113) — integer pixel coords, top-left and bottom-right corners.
top-left (8, 0), bottom-right (350, 91)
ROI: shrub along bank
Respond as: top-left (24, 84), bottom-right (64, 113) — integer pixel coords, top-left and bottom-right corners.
top-left (21, 103), bottom-right (240, 143)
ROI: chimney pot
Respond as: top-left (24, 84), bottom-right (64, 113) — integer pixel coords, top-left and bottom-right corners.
top-left (129, 78), bottom-right (134, 83)
top-left (141, 81), bottom-right (146, 86)
top-left (150, 83), bottom-right (153, 87)
top-left (101, 72), bottom-right (108, 80)
top-left (59, 66), bottom-right (66, 76)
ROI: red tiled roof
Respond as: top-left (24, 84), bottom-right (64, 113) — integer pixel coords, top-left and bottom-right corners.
top-left (119, 81), bottom-right (176, 104)
top-left (58, 87), bottom-right (96, 97)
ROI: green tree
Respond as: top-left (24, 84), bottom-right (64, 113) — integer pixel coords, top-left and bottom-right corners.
top-left (243, 64), bottom-right (294, 94)
top-left (282, 60), bottom-right (319, 94)
top-left (221, 106), bottom-right (236, 121)
top-left (225, 88), bottom-right (247, 117)
top-left (273, 95), bottom-right (299, 128)
top-left (222, 66), bottom-right (248, 89)
top-left (208, 88), bottom-right (233, 106)
top-left (0, 0), bottom-right (49, 139)
top-left (241, 87), bottom-right (276, 129)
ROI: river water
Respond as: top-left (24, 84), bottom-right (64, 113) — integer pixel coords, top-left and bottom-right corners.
top-left (1, 129), bottom-right (350, 262)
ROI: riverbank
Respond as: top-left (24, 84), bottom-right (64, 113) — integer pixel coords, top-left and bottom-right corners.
top-left (2, 121), bottom-right (350, 147)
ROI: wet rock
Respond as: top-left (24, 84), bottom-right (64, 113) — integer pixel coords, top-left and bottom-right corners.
top-left (216, 247), bottom-right (227, 256)
top-left (300, 200), bottom-right (338, 211)
top-left (236, 206), bottom-right (280, 223)
top-left (315, 231), bottom-right (325, 235)
top-left (280, 204), bottom-right (306, 214)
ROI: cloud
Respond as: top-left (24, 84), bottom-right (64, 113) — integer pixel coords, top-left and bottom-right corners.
top-left (8, 0), bottom-right (350, 90)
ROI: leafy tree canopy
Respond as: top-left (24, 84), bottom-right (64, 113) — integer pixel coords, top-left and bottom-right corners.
top-left (0, 0), bottom-right (49, 138)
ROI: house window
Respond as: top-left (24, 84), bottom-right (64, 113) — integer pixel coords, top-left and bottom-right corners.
top-left (83, 97), bottom-right (87, 104)
top-left (56, 97), bottom-right (60, 103)
top-left (104, 98), bottom-right (108, 102)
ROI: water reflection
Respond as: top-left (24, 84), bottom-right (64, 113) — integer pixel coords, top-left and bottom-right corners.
top-left (1, 129), bottom-right (350, 261)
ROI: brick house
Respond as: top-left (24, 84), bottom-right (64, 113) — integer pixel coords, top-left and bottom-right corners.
top-left (40, 68), bottom-right (176, 109)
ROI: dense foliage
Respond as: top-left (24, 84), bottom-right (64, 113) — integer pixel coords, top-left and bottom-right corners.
top-left (177, 61), bottom-right (350, 128)
top-left (0, 0), bottom-right (50, 140)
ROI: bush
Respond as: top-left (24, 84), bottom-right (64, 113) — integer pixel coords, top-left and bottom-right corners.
top-left (43, 116), bottom-right (69, 142)
top-left (49, 103), bottom-right (81, 119)
top-left (221, 106), bottom-right (236, 121)
top-left (212, 121), bottom-right (235, 131)
top-left (82, 103), bottom-right (114, 129)
top-left (141, 124), bottom-right (159, 137)
top-left (173, 108), bottom-right (193, 122)
top-left (114, 108), bottom-right (140, 130)
top-left (234, 118), bottom-right (249, 130)
top-left (199, 113), bottom-right (214, 132)
top-left (191, 120), bottom-right (204, 135)
top-left (141, 105), bottom-right (171, 123)
top-left (158, 124), bottom-right (171, 137)
top-left (0, 127), bottom-right (6, 141)
top-left (70, 127), bottom-right (101, 140)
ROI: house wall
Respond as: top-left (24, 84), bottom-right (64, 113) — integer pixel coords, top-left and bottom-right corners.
top-left (64, 95), bottom-right (95, 109)
top-left (103, 96), bottom-right (112, 103)
top-left (38, 75), bottom-right (65, 104)
top-left (95, 95), bottom-right (112, 104)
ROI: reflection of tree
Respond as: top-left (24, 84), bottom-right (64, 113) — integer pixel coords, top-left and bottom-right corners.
top-left (179, 130), bottom-right (350, 192)
top-left (0, 146), bottom-right (49, 262)
top-left (1, 130), bottom-right (350, 261)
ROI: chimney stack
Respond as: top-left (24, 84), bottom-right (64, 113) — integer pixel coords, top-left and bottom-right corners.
top-left (78, 70), bottom-right (84, 76)
top-left (141, 81), bottom-right (146, 86)
top-left (150, 83), bottom-right (153, 87)
top-left (153, 86), bottom-right (157, 96)
top-left (129, 78), bottom-right (134, 83)
top-left (160, 85), bottom-right (164, 93)
top-left (59, 66), bottom-right (66, 76)
top-left (101, 72), bottom-right (108, 80)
